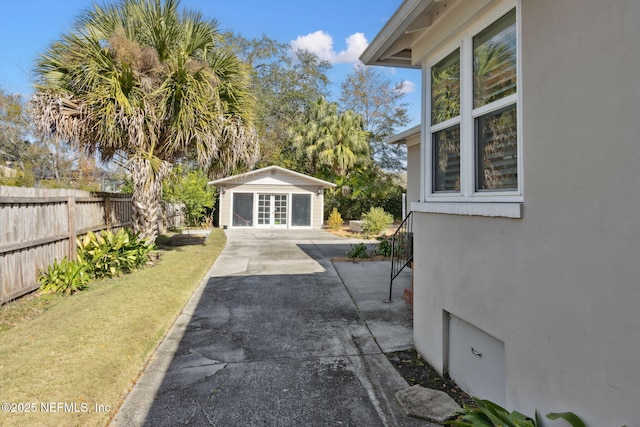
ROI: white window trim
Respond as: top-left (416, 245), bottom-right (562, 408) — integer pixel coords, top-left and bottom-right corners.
top-left (412, 201), bottom-right (522, 218)
top-left (420, 0), bottom-right (522, 218)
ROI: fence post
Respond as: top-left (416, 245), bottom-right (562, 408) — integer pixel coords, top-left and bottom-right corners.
top-left (67, 196), bottom-right (77, 260)
top-left (0, 188), bottom-right (134, 303)
top-left (104, 197), bottom-right (111, 231)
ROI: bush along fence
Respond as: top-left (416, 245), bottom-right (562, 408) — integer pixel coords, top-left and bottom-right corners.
top-left (0, 186), bottom-right (134, 304)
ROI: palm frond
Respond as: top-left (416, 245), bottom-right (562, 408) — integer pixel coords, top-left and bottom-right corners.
top-left (31, 0), bottom-right (257, 240)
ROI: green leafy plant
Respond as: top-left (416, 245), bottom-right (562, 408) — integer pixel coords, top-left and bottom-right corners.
top-left (163, 166), bottom-right (216, 227)
top-left (374, 237), bottom-right (392, 257)
top-left (77, 229), bottom-right (153, 279)
top-left (39, 258), bottom-right (90, 295)
top-left (361, 207), bottom-right (394, 237)
top-left (327, 207), bottom-right (344, 231)
top-left (446, 397), bottom-right (588, 427)
top-left (447, 398), bottom-right (536, 427)
top-left (546, 412), bottom-right (587, 427)
top-left (347, 243), bottom-right (369, 259)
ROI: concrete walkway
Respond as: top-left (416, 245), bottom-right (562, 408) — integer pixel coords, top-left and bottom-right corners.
top-left (113, 229), bottom-right (433, 427)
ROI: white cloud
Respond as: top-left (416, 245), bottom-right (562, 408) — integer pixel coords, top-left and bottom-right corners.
top-left (290, 31), bottom-right (368, 65)
top-left (335, 33), bottom-right (368, 64)
top-left (396, 80), bottom-right (416, 94)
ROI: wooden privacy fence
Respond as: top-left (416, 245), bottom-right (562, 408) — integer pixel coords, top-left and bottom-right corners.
top-left (0, 186), bottom-right (132, 304)
top-left (159, 202), bottom-right (185, 233)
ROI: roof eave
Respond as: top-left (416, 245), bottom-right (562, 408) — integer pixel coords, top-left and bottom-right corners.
top-left (385, 125), bottom-right (421, 145)
top-left (360, 0), bottom-right (438, 69)
top-left (207, 165), bottom-right (337, 188)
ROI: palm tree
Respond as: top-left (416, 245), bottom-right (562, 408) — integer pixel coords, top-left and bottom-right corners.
top-left (291, 97), bottom-right (369, 180)
top-left (316, 109), bottom-right (370, 177)
top-left (31, 0), bottom-right (257, 242)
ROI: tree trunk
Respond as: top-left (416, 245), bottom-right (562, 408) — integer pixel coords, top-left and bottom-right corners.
top-left (130, 157), bottom-right (172, 244)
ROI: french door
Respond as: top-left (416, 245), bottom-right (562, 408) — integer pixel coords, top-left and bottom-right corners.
top-left (257, 194), bottom-right (288, 227)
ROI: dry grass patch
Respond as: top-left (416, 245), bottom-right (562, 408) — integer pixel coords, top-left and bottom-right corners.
top-left (323, 222), bottom-right (399, 239)
top-left (0, 292), bottom-right (63, 333)
top-left (0, 229), bottom-right (225, 426)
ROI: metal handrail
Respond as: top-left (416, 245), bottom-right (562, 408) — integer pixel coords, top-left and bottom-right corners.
top-left (389, 211), bottom-right (413, 301)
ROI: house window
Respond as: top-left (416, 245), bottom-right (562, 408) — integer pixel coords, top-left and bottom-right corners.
top-left (426, 6), bottom-right (520, 211)
top-left (473, 9), bottom-right (517, 191)
top-left (431, 49), bottom-right (461, 192)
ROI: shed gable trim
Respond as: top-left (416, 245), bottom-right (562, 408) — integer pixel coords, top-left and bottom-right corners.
top-left (208, 165), bottom-right (336, 188)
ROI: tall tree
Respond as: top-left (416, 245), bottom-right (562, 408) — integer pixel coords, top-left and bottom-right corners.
top-left (0, 91), bottom-right (53, 186)
top-left (227, 34), bottom-right (331, 169)
top-left (31, 0), bottom-right (257, 242)
top-left (340, 65), bottom-right (410, 171)
top-left (0, 89), bottom-right (29, 166)
top-left (290, 96), bottom-right (369, 181)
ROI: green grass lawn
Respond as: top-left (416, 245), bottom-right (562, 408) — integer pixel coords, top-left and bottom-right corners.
top-left (0, 229), bottom-right (225, 426)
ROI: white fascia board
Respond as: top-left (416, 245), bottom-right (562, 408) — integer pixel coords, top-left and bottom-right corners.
top-left (360, 0), bottom-right (435, 67)
top-left (207, 165), bottom-right (336, 188)
top-left (385, 125), bottom-right (421, 145)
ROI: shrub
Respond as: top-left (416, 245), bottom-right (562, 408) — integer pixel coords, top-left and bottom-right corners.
top-left (39, 258), bottom-right (90, 295)
top-left (38, 229), bottom-right (153, 296)
top-left (77, 229), bottom-right (153, 279)
top-left (327, 208), bottom-right (344, 231)
top-left (361, 207), bottom-right (394, 237)
top-left (374, 238), bottom-right (392, 257)
top-left (347, 243), bottom-right (369, 259)
top-left (163, 166), bottom-right (216, 227)
top-left (200, 213), bottom-right (214, 229)
top-left (323, 167), bottom-right (405, 221)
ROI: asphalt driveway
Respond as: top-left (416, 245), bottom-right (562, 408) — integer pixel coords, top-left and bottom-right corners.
top-left (113, 229), bottom-right (426, 426)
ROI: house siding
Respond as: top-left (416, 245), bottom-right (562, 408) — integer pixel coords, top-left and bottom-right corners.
top-left (410, 0), bottom-right (640, 425)
top-left (218, 184), bottom-right (325, 229)
top-left (406, 139), bottom-right (421, 206)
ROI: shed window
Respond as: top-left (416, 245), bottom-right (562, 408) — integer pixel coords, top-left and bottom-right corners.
top-left (292, 194), bottom-right (311, 226)
top-left (232, 193), bottom-right (254, 227)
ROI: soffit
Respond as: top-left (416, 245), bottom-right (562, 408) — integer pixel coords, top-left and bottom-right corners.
top-left (360, 0), bottom-right (458, 68)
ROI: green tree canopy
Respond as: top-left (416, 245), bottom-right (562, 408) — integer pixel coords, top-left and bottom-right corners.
top-left (162, 165), bottom-right (215, 227)
top-left (290, 96), bottom-right (370, 181)
top-left (0, 90), bottom-right (30, 167)
top-left (227, 34), bottom-right (331, 169)
top-left (340, 65), bottom-right (410, 172)
top-left (31, 0), bottom-right (258, 242)
top-left (0, 89), bottom-right (100, 188)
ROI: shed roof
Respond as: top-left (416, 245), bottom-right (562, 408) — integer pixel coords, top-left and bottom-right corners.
top-left (207, 165), bottom-right (336, 188)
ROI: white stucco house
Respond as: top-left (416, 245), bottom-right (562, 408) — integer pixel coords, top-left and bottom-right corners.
top-left (208, 165), bottom-right (335, 230)
top-left (362, 1), bottom-right (640, 425)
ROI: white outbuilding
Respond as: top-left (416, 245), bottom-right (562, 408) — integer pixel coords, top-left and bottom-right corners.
top-left (208, 165), bottom-right (336, 230)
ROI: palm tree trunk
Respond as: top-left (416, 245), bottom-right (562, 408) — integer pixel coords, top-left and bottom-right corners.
top-left (130, 157), bottom-right (172, 244)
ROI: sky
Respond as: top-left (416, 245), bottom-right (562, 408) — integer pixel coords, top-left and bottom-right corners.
top-left (0, 0), bottom-right (421, 128)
